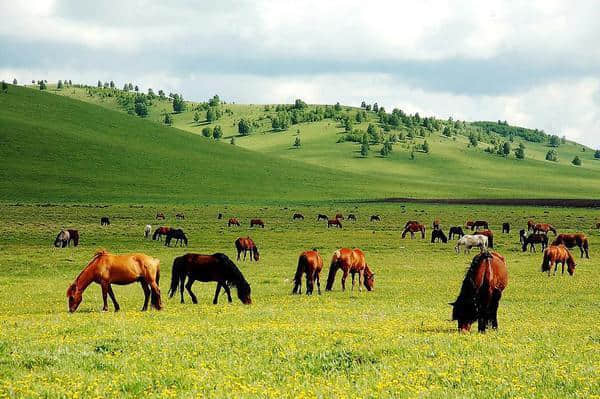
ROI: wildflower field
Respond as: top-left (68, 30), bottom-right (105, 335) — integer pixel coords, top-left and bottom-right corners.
top-left (0, 202), bottom-right (598, 398)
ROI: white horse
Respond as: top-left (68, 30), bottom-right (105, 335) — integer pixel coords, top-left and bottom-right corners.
top-left (144, 224), bottom-right (152, 239)
top-left (54, 229), bottom-right (70, 248)
top-left (455, 234), bottom-right (488, 254)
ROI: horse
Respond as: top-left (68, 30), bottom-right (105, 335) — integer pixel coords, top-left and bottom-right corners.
top-left (431, 229), bottom-right (448, 243)
top-left (347, 214), bottom-right (356, 221)
top-left (519, 229), bottom-right (527, 244)
top-left (403, 220), bottom-right (419, 230)
top-left (502, 223), bottom-right (510, 234)
top-left (401, 222), bottom-right (425, 239)
top-left (325, 248), bottom-right (374, 292)
top-left (66, 250), bottom-right (162, 312)
top-left (596, 222), bottom-right (600, 229)
top-left (474, 230), bottom-right (494, 248)
top-left (527, 220), bottom-right (536, 232)
top-left (455, 234), bottom-right (488, 254)
top-left (541, 245), bottom-right (576, 276)
top-left (164, 229), bottom-right (188, 247)
top-left (448, 226), bottom-right (464, 240)
top-left (100, 217), bottom-right (110, 226)
top-left (66, 230), bottom-right (79, 246)
top-left (293, 213), bottom-right (304, 220)
top-left (175, 213), bottom-right (185, 220)
top-left (552, 233), bottom-right (589, 259)
top-left (521, 233), bottom-right (549, 253)
top-left (432, 219), bottom-right (441, 230)
top-left (152, 227), bottom-right (171, 241)
top-left (144, 224), bottom-right (151, 239)
top-left (228, 218), bottom-right (240, 227)
top-left (168, 253), bottom-right (252, 305)
top-left (370, 215), bottom-right (380, 222)
top-left (293, 250), bottom-right (323, 295)
top-left (54, 229), bottom-right (78, 248)
top-left (450, 251), bottom-right (508, 333)
top-left (534, 223), bottom-right (557, 235)
top-left (217, 213), bottom-right (223, 220)
top-left (335, 213), bottom-right (344, 220)
top-left (317, 214), bottom-right (328, 221)
top-left (250, 219), bottom-right (265, 228)
top-left (235, 237), bottom-right (259, 262)
top-left (466, 221), bottom-right (474, 230)
top-left (471, 220), bottom-right (489, 230)
top-left (156, 212), bottom-right (165, 220)
top-left (327, 219), bottom-right (342, 228)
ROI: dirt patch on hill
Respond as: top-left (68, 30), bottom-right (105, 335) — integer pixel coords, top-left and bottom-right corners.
top-left (361, 198), bottom-right (600, 208)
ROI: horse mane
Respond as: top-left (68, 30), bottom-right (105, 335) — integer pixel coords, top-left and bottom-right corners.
top-left (212, 253), bottom-right (247, 286)
top-left (452, 251), bottom-right (493, 322)
top-left (72, 250), bottom-right (108, 285)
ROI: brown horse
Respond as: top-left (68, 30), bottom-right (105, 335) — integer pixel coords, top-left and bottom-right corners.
top-left (327, 219), bottom-right (342, 228)
top-left (152, 226), bottom-right (171, 241)
top-left (156, 212), bottom-right (165, 220)
top-left (474, 230), bottom-right (494, 248)
top-left (552, 233), bottom-right (589, 258)
top-left (235, 237), bottom-right (259, 261)
top-left (534, 223), bottom-right (557, 235)
top-left (168, 253), bottom-right (251, 305)
top-left (472, 220), bottom-right (489, 230)
top-left (335, 213), bottom-right (344, 220)
top-left (293, 213), bottom-right (304, 220)
top-left (541, 245), bottom-right (576, 276)
top-left (293, 250), bottom-right (323, 295)
top-left (54, 229), bottom-right (79, 247)
top-left (250, 219), bottom-right (264, 228)
top-left (402, 222), bottom-right (425, 239)
top-left (450, 251), bottom-right (508, 333)
top-left (228, 218), bottom-right (240, 227)
top-left (527, 220), bottom-right (536, 231)
top-left (325, 248), bottom-right (374, 291)
top-left (404, 220), bottom-right (419, 230)
top-left (66, 250), bottom-right (162, 312)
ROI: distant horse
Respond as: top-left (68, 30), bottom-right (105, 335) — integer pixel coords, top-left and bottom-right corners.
top-left (217, 213), bottom-right (223, 220)
top-left (293, 250), bottom-right (323, 295)
top-left (335, 213), bottom-right (344, 220)
top-left (432, 219), bottom-right (441, 230)
top-left (596, 222), bottom-right (600, 229)
top-left (431, 229), bottom-right (448, 243)
top-left (168, 253), bottom-right (252, 305)
top-left (54, 229), bottom-right (79, 248)
top-left (541, 245), bottom-right (576, 276)
top-left (370, 215), bottom-right (380, 222)
top-left (403, 220), bottom-right (419, 230)
top-left (228, 218), bottom-right (240, 227)
top-left (471, 220), bottom-right (488, 230)
top-left (235, 237), bottom-right (259, 262)
top-left (519, 229), bottom-right (527, 244)
top-left (326, 248), bottom-right (374, 291)
top-left (175, 213), bottom-right (185, 220)
top-left (455, 234), bottom-right (488, 254)
top-left (521, 233), bottom-right (549, 253)
top-left (552, 233), bottom-right (589, 258)
top-left (156, 213), bottom-right (165, 220)
top-left (144, 224), bottom-right (151, 239)
top-left (474, 230), bottom-right (494, 248)
top-left (448, 226), bottom-right (464, 240)
top-left (450, 251), bottom-right (508, 332)
top-left (347, 214), bottom-right (356, 221)
top-left (165, 229), bottom-right (188, 247)
top-left (250, 219), bottom-right (264, 228)
top-left (402, 222), bottom-right (425, 239)
top-left (317, 214), bottom-right (328, 221)
top-left (66, 250), bottom-right (162, 312)
top-left (502, 223), bottom-right (510, 234)
top-left (534, 223), bottom-right (557, 235)
top-left (327, 219), bottom-right (342, 228)
top-left (527, 220), bottom-right (536, 232)
top-left (100, 217), bottom-right (110, 226)
top-left (293, 213), bottom-right (304, 220)
top-left (152, 226), bottom-right (171, 241)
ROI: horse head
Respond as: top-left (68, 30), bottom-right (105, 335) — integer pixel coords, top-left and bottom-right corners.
top-left (66, 283), bottom-right (82, 312)
top-left (363, 266), bottom-right (375, 291)
top-left (252, 246), bottom-right (260, 261)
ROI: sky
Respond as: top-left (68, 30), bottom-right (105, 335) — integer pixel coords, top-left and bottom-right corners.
top-left (1, 0), bottom-right (599, 147)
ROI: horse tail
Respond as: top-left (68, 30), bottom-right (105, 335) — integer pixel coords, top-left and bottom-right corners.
top-left (293, 254), bottom-right (306, 294)
top-left (583, 237), bottom-right (589, 251)
top-left (169, 256), bottom-right (184, 298)
top-left (326, 251), bottom-right (340, 291)
top-left (488, 234), bottom-right (494, 248)
top-left (541, 250), bottom-right (551, 272)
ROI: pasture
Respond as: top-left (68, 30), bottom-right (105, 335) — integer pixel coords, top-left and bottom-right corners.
top-left (0, 202), bottom-right (598, 398)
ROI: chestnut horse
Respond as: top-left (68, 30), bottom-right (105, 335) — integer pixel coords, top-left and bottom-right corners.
top-left (293, 213), bottom-right (304, 220)
top-left (228, 218), bottom-right (240, 227)
top-left (235, 237), bottom-right (259, 261)
top-left (474, 230), bottom-right (494, 248)
top-left (327, 219), bottom-right (342, 228)
top-left (552, 233), bottom-right (589, 259)
top-left (534, 223), bottom-right (557, 235)
top-left (156, 212), bottom-right (165, 220)
top-left (541, 245), bottom-right (576, 276)
top-left (402, 222), bottom-right (425, 239)
top-left (66, 250), bottom-right (162, 312)
top-left (250, 219), bottom-right (264, 228)
top-left (450, 251), bottom-right (508, 333)
top-left (521, 233), bottom-right (548, 252)
top-left (168, 253), bottom-right (251, 305)
top-left (325, 248), bottom-right (374, 292)
top-left (152, 226), bottom-right (171, 241)
top-left (403, 220), bottom-right (419, 230)
top-left (292, 250), bottom-right (323, 295)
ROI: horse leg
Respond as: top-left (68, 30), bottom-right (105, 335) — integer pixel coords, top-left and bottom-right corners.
top-left (223, 284), bottom-right (233, 303)
top-left (306, 275), bottom-right (312, 295)
top-left (107, 284), bottom-right (120, 312)
top-left (101, 281), bottom-right (109, 311)
top-left (185, 279), bottom-right (198, 304)
top-left (351, 272), bottom-right (355, 292)
top-left (316, 273), bottom-right (321, 295)
top-left (341, 269), bottom-right (348, 291)
top-left (179, 274), bottom-right (186, 303)
top-left (213, 283), bottom-right (223, 305)
top-left (477, 315), bottom-right (487, 333)
top-left (149, 280), bottom-right (161, 310)
top-left (237, 249), bottom-right (241, 261)
top-left (140, 280), bottom-right (151, 311)
top-left (358, 269), bottom-right (363, 292)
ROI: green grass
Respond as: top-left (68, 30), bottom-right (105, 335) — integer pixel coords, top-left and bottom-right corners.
top-left (0, 203), bottom-right (598, 398)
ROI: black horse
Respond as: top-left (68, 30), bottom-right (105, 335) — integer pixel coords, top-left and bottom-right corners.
top-left (347, 214), bottom-right (357, 221)
top-left (521, 233), bottom-right (548, 252)
top-left (168, 253), bottom-right (252, 305)
top-left (317, 214), bottom-right (328, 221)
top-left (370, 215), bottom-right (380, 222)
top-left (100, 217), bottom-right (110, 226)
top-left (431, 229), bottom-right (448, 243)
top-left (448, 226), bottom-right (464, 240)
top-left (293, 213), bottom-right (304, 220)
top-left (165, 229), bottom-right (188, 247)
top-left (502, 222), bottom-right (510, 234)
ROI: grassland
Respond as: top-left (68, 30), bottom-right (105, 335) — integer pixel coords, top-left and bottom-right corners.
top-left (0, 202), bottom-right (598, 398)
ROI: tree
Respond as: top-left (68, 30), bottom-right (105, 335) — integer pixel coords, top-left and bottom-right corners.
top-left (502, 142), bottom-right (511, 157)
top-left (158, 90), bottom-right (165, 99)
top-left (572, 156), bottom-right (581, 166)
top-left (238, 119), bottom-right (252, 136)
top-left (546, 149), bottom-right (558, 162)
top-left (422, 140), bottom-right (430, 153)
top-left (128, 83), bottom-right (133, 91)
top-left (68, 80), bottom-right (72, 86)
top-left (163, 113), bottom-right (173, 125)
top-left (549, 135), bottom-right (561, 147)
top-left (334, 102), bottom-right (342, 112)
top-left (373, 102), bottom-right (379, 112)
top-left (515, 143), bottom-right (526, 159)
top-left (209, 95), bottom-right (220, 107)
top-left (594, 150), bottom-right (600, 159)
top-left (134, 101), bottom-right (148, 117)
top-left (39, 80), bottom-right (47, 90)
top-left (12, 78), bottom-right (17, 85)
top-left (294, 99), bottom-right (307, 109)
top-left (468, 133), bottom-right (478, 147)
top-left (206, 107), bottom-right (217, 122)
top-left (172, 94), bottom-right (186, 113)
top-left (202, 127), bottom-right (212, 137)
top-left (193, 112), bottom-right (201, 124)
top-left (212, 125), bottom-right (223, 140)
top-left (443, 126), bottom-right (452, 137)
top-left (134, 85), bottom-right (139, 92)
top-left (1, 80), bottom-right (7, 92)
top-left (361, 101), bottom-right (366, 108)
top-left (57, 80), bottom-right (63, 89)
top-left (123, 84), bottom-right (129, 91)
top-left (293, 136), bottom-right (301, 148)
top-left (97, 80), bottom-right (102, 88)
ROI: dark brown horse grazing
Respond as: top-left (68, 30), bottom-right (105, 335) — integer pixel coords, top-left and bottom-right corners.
top-left (450, 251), bottom-right (508, 333)
top-left (228, 218), bottom-right (240, 227)
top-left (472, 220), bottom-right (489, 230)
top-left (250, 219), bottom-right (265, 228)
top-left (521, 233), bottom-right (548, 252)
top-left (404, 220), bottom-right (419, 230)
top-left (347, 214), bottom-right (356, 221)
top-left (175, 213), bottom-right (185, 220)
top-left (474, 230), bottom-right (494, 248)
top-left (317, 214), bottom-right (328, 221)
top-left (164, 229), bottom-right (188, 247)
top-left (534, 223), bottom-right (557, 235)
top-left (448, 226), bottom-right (464, 240)
top-left (156, 212), bottom-right (165, 220)
top-left (293, 213), bottom-right (304, 220)
top-left (235, 237), bottom-right (259, 261)
top-left (552, 234), bottom-right (589, 258)
top-left (100, 217), bottom-right (110, 226)
top-left (326, 248), bottom-right (374, 291)
top-left (431, 229), bottom-right (448, 243)
top-left (402, 222), bottom-right (425, 239)
top-left (66, 250), bottom-right (162, 312)
top-left (335, 213), bottom-right (344, 220)
top-left (370, 215), bottom-right (380, 222)
top-left (54, 229), bottom-right (79, 247)
top-left (327, 219), bottom-right (342, 228)
top-left (293, 250), bottom-right (323, 295)
top-left (168, 253), bottom-right (251, 305)
top-left (152, 226), bottom-right (171, 241)
top-left (541, 245), bottom-right (576, 276)
top-left (502, 223), bottom-right (510, 234)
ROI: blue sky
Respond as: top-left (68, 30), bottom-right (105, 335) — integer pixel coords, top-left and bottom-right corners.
top-left (1, 0), bottom-right (599, 146)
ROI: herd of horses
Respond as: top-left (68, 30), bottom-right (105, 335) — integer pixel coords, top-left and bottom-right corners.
top-left (57, 212), bottom-right (592, 333)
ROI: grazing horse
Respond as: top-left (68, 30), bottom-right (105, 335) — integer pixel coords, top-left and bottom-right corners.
top-left (521, 233), bottom-right (549, 253)
top-left (432, 219), bottom-right (441, 230)
top-left (431, 229), bottom-right (448, 243)
top-left (228, 218), bottom-right (240, 227)
top-left (217, 213), bottom-right (223, 220)
top-left (370, 215), bottom-right (380, 222)
top-left (527, 220), bottom-right (536, 232)
top-left (327, 219), bottom-right (342, 228)
top-left (347, 214), bottom-right (356, 221)
top-left (235, 237), bottom-right (259, 262)
top-left (404, 220), bottom-right (419, 230)
top-left (455, 234), bottom-right (488, 254)
top-left (474, 230), bottom-right (494, 248)
top-left (168, 253), bottom-right (252, 305)
top-left (534, 223), bottom-right (557, 235)
top-left (54, 229), bottom-right (78, 247)
top-left (152, 227), bottom-right (171, 241)
top-left (66, 250), bottom-right (162, 312)
top-left (541, 245), bottom-right (576, 276)
top-left (325, 248), bottom-right (374, 291)
top-left (552, 233), bottom-right (589, 259)
top-left (100, 217), bottom-right (110, 226)
top-left (450, 251), bottom-right (508, 333)
top-left (144, 224), bottom-right (151, 239)
top-left (448, 226), bottom-right (464, 240)
top-left (293, 250), bottom-right (323, 295)
top-left (293, 213), bottom-right (304, 220)
top-left (502, 223), bottom-right (510, 234)
top-left (335, 213), bottom-right (344, 220)
top-left (471, 220), bottom-right (489, 230)
top-left (317, 214), bottom-right (328, 221)
top-left (175, 213), bottom-right (185, 220)
top-left (250, 219), bottom-right (265, 228)
top-left (164, 229), bottom-right (188, 247)
top-left (156, 212), bottom-right (165, 220)
top-left (401, 222), bottom-right (425, 239)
